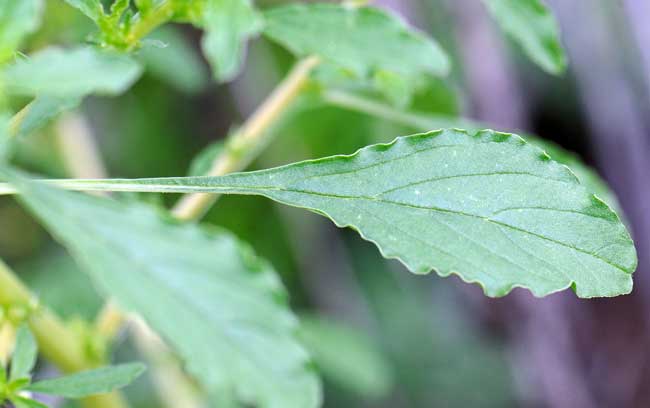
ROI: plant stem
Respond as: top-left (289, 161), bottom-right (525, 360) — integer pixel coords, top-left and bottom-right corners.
top-left (56, 113), bottom-right (108, 181)
top-left (2, 111), bottom-right (128, 408)
top-left (95, 301), bottom-right (126, 339)
top-left (0, 323), bottom-right (15, 367)
top-left (172, 55), bottom-right (320, 221)
top-left (320, 89), bottom-right (481, 131)
top-left (53, 113), bottom-right (129, 408)
top-left (125, 0), bottom-right (176, 48)
top-left (54, 113), bottom-right (126, 341)
top-left (0, 260), bottom-right (128, 408)
top-left (0, 260), bottom-right (87, 371)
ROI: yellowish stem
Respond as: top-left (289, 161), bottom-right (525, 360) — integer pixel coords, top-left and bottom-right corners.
top-left (0, 256), bottom-right (128, 408)
top-left (125, 0), bottom-right (176, 48)
top-left (56, 114), bottom-right (108, 180)
top-left (171, 56), bottom-right (320, 221)
top-left (0, 323), bottom-right (15, 367)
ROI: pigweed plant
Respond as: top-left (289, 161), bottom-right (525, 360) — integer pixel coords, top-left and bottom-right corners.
top-left (0, 0), bottom-right (638, 407)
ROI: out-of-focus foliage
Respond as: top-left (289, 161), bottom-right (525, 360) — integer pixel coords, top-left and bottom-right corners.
top-left (297, 314), bottom-right (393, 399)
top-left (0, 0), bottom-right (42, 63)
top-left (172, 0), bottom-right (262, 82)
top-left (264, 3), bottom-right (450, 104)
top-left (2, 47), bottom-right (142, 97)
top-left (6, 172), bottom-right (321, 408)
top-left (481, 0), bottom-right (566, 74)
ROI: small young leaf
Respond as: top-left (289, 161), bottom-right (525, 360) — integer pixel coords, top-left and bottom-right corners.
top-left (11, 396), bottom-right (48, 408)
top-left (6, 174), bottom-right (321, 407)
top-left (175, 0), bottom-right (262, 82)
top-left (27, 363), bottom-right (145, 398)
top-left (47, 130), bottom-right (636, 298)
top-left (0, 0), bottom-right (43, 63)
top-left (62, 0), bottom-right (104, 21)
top-left (298, 315), bottom-right (393, 398)
top-left (482, 0), bottom-right (567, 74)
top-left (263, 4), bottom-right (450, 85)
top-left (200, 0), bottom-right (263, 82)
top-left (2, 47), bottom-right (142, 97)
top-left (9, 325), bottom-right (37, 381)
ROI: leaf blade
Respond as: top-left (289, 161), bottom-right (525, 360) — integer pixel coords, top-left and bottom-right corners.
top-left (178, 0), bottom-right (262, 82)
top-left (0, 0), bottom-right (43, 63)
top-left (482, 0), bottom-right (567, 74)
top-left (9, 324), bottom-right (37, 381)
top-left (62, 0), bottom-right (104, 21)
top-left (263, 3), bottom-right (449, 102)
top-left (7, 174), bottom-right (321, 407)
top-left (200, 0), bottom-right (262, 82)
top-left (11, 396), bottom-right (48, 408)
top-left (38, 129), bottom-right (636, 298)
top-left (263, 3), bottom-right (449, 78)
top-left (2, 47), bottom-right (142, 97)
top-left (27, 363), bottom-right (145, 398)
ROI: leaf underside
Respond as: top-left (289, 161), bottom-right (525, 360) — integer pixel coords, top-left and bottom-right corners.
top-left (71, 129), bottom-right (636, 298)
top-left (7, 173), bottom-right (321, 407)
top-left (27, 363), bottom-right (145, 398)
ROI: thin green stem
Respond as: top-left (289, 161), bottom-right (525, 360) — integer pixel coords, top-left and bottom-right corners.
top-left (125, 1), bottom-right (176, 49)
top-left (0, 254), bottom-right (128, 408)
top-left (321, 89), bottom-right (481, 131)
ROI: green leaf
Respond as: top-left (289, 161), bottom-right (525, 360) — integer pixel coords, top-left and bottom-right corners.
top-left (0, 0), bottom-right (43, 63)
top-left (482, 0), bottom-right (567, 74)
top-left (320, 90), bottom-right (622, 212)
top-left (176, 0), bottom-right (262, 82)
top-left (11, 396), bottom-right (48, 408)
top-left (527, 138), bottom-right (622, 214)
top-left (263, 4), bottom-right (450, 84)
top-left (9, 325), bottom-right (37, 381)
top-left (1, 47), bottom-right (142, 97)
top-left (62, 0), bottom-right (104, 21)
top-left (27, 363), bottom-right (145, 398)
top-left (6, 175), bottom-right (321, 407)
top-left (48, 129), bottom-right (636, 298)
top-left (298, 315), bottom-right (393, 399)
top-left (201, 0), bottom-right (262, 82)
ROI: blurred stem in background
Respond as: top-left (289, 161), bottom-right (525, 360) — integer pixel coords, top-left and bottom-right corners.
top-left (0, 111), bottom-right (128, 408)
top-left (172, 55), bottom-right (320, 221)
